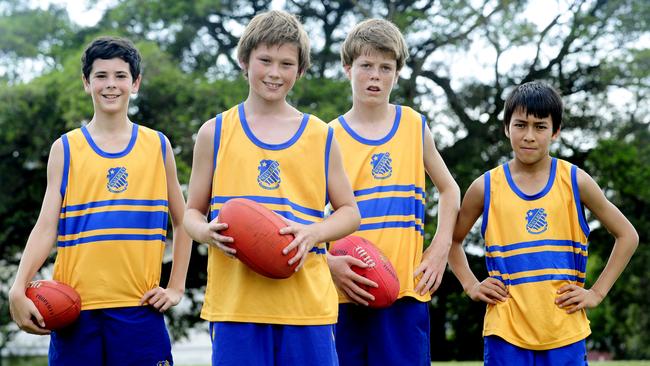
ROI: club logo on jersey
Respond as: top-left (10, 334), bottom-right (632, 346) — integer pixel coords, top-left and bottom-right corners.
top-left (257, 159), bottom-right (281, 190)
top-left (106, 167), bottom-right (128, 193)
top-left (526, 208), bottom-right (548, 234)
top-left (156, 361), bottom-right (170, 366)
top-left (370, 152), bottom-right (392, 179)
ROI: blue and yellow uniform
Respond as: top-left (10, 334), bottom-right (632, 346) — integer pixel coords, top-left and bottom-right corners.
top-left (50, 124), bottom-right (173, 366)
top-left (204, 104), bottom-right (338, 365)
top-left (482, 158), bottom-right (591, 364)
top-left (330, 105), bottom-right (430, 366)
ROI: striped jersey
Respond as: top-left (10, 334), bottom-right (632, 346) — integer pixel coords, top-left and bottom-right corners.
top-left (482, 158), bottom-right (591, 350)
top-left (330, 105), bottom-right (429, 302)
top-left (201, 103), bottom-right (338, 325)
top-left (53, 124), bottom-right (169, 310)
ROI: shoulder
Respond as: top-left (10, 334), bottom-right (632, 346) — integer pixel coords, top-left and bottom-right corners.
top-left (398, 105), bottom-right (425, 122)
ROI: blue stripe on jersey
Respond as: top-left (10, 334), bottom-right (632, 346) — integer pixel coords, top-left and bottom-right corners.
top-left (324, 127), bottom-right (333, 206)
top-left (359, 221), bottom-right (425, 235)
top-left (357, 197), bottom-right (425, 221)
top-left (58, 211), bottom-right (169, 236)
top-left (210, 195), bottom-right (324, 219)
top-left (58, 234), bottom-right (167, 247)
top-left (491, 274), bottom-right (586, 286)
top-left (485, 239), bottom-right (588, 253)
top-left (60, 134), bottom-right (71, 199)
top-left (61, 199), bottom-right (169, 213)
top-left (486, 250), bottom-right (588, 275)
top-left (353, 184), bottom-right (425, 198)
top-left (210, 209), bottom-right (314, 225)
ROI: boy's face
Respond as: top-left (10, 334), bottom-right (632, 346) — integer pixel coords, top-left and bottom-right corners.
top-left (82, 58), bottom-right (140, 115)
top-left (345, 48), bottom-right (399, 107)
top-left (505, 107), bottom-right (560, 165)
top-left (241, 43), bottom-right (300, 103)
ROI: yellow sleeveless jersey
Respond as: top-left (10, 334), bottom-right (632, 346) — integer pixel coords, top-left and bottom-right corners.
top-left (482, 158), bottom-right (591, 350)
top-left (330, 105), bottom-right (429, 302)
top-left (202, 103), bottom-right (338, 325)
top-left (53, 124), bottom-right (169, 310)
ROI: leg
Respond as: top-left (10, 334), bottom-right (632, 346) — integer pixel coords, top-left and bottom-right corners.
top-left (536, 339), bottom-right (588, 366)
top-left (275, 324), bottom-right (338, 366)
top-left (103, 306), bottom-right (173, 366)
top-left (367, 297), bottom-right (430, 366)
top-left (49, 310), bottom-right (103, 366)
top-left (335, 303), bottom-right (368, 366)
top-left (483, 336), bottom-right (534, 366)
top-left (210, 322), bottom-right (273, 366)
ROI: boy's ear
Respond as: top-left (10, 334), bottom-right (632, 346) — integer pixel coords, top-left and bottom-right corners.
top-left (239, 59), bottom-right (249, 79)
top-left (504, 124), bottom-right (510, 138)
top-left (343, 64), bottom-right (352, 80)
top-left (131, 74), bottom-right (142, 94)
top-left (552, 127), bottom-right (561, 140)
top-left (82, 74), bottom-right (90, 93)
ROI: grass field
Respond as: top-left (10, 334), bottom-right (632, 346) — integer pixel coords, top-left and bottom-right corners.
top-left (4, 357), bottom-right (649, 366)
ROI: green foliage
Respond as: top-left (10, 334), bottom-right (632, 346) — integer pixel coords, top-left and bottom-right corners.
top-left (0, 0), bottom-right (648, 359)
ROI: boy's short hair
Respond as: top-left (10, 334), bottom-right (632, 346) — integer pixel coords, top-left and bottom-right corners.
top-left (340, 18), bottom-right (409, 70)
top-left (237, 10), bottom-right (311, 76)
top-left (503, 81), bottom-right (563, 133)
top-left (81, 36), bottom-right (141, 81)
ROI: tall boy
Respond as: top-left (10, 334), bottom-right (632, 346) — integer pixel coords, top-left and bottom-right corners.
top-left (183, 10), bottom-right (360, 366)
top-left (8, 36), bottom-right (192, 365)
top-left (328, 19), bottom-right (460, 366)
top-left (448, 81), bottom-right (638, 365)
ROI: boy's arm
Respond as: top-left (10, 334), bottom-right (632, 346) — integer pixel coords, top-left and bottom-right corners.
top-left (140, 136), bottom-right (192, 312)
top-left (447, 176), bottom-right (508, 304)
top-left (8, 139), bottom-right (65, 335)
top-left (555, 168), bottom-right (638, 313)
top-left (281, 136), bottom-right (361, 271)
top-left (414, 127), bottom-right (461, 295)
top-left (183, 119), bottom-right (234, 255)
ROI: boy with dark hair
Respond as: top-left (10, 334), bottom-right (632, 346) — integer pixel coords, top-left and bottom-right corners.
top-left (329, 18), bottom-right (460, 366)
top-left (8, 36), bottom-right (192, 366)
top-left (183, 10), bottom-right (360, 366)
top-left (448, 81), bottom-right (638, 365)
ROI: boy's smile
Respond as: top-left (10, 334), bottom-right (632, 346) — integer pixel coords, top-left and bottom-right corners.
top-left (243, 43), bottom-right (300, 104)
top-left (83, 58), bottom-right (140, 115)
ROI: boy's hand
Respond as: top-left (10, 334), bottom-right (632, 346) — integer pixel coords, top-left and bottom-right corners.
top-left (467, 278), bottom-right (508, 304)
top-left (414, 240), bottom-right (449, 295)
top-left (278, 217), bottom-right (322, 271)
top-left (203, 218), bottom-right (235, 257)
top-left (8, 289), bottom-right (51, 335)
top-left (328, 254), bottom-right (377, 306)
top-left (140, 286), bottom-right (184, 312)
top-left (555, 285), bottom-right (604, 314)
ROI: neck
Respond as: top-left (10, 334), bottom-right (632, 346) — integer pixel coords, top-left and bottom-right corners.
top-left (347, 102), bottom-right (393, 125)
top-left (87, 112), bottom-right (132, 134)
top-left (510, 155), bottom-right (553, 174)
top-left (244, 94), bottom-right (290, 117)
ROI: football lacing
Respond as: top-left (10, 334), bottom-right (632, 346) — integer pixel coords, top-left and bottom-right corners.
top-left (355, 246), bottom-right (376, 267)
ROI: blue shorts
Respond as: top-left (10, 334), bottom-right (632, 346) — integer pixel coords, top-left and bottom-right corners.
top-left (335, 297), bottom-right (430, 366)
top-left (209, 322), bottom-right (338, 366)
top-left (49, 306), bottom-right (173, 366)
top-left (484, 336), bottom-right (588, 366)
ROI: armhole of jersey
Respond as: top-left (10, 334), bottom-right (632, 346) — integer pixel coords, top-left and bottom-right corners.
top-left (60, 134), bottom-right (70, 199)
top-left (213, 113), bottom-right (223, 171)
top-left (324, 126), bottom-right (334, 206)
top-left (421, 114), bottom-right (426, 148)
top-left (157, 131), bottom-right (167, 166)
top-left (480, 171), bottom-right (491, 238)
top-left (571, 165), bottom-right (591, 237)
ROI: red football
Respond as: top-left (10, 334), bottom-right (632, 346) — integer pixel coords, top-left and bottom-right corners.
top-left (330, 235), bottom-right (400, 308)
top-left (219, 198), bottom-right (297, 279)
top-left (25, 280), bottom-right (81, 330)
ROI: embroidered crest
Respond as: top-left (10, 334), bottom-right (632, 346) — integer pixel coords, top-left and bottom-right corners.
top-left (526, 208), bottom-right (548, 234)
top-left (106, 167), bottom-right (128, 193)
top-left (257, 159), bottom-right (281, 190)
top-left (156, 361), bottom-right (171, 366)
top-left (370, 152), bottom-right (392, 179)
